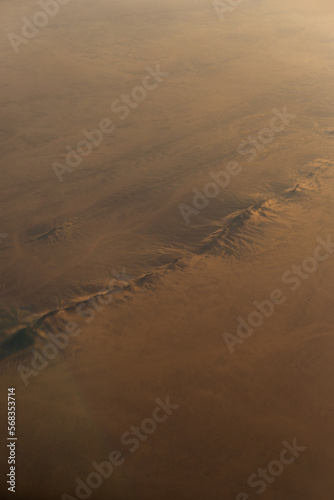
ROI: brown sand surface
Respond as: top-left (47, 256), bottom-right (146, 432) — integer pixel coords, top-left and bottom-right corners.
top-left (0, 0), bottom-right (333, 498)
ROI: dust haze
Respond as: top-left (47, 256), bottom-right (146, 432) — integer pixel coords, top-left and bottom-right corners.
top-left (0, 0), bottom-right (333, 499)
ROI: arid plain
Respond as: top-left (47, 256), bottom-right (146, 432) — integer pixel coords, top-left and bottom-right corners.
top-left (0, 0), bottom-right (334, 499)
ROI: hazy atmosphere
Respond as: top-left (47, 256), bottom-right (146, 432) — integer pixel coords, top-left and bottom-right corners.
top-left (0, 0), bottom-right (333, 499)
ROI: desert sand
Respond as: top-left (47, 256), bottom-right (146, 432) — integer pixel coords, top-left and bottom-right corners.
top-left (0, 0), bottom-right (333, 498)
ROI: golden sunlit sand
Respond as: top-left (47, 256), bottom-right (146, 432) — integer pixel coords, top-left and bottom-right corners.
top-left (0, 0), bottom-right (333, 498)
